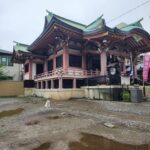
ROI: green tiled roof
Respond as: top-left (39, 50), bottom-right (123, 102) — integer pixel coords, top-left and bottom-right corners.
top-left (29, 11), bottom-right (149, 51)
top-left (45, 11), bottom-right (147, 36)
top-left (13, 41), bottom-right (29, 53)
top-left (0, 49), bottom-right (12, 54)
top-left (121, 25), bottom-right (143, 32)
top-left (84, 14), bottom-right (105, 32)
top-left (46, 10), bottom-right (86, 30)
top-left (116, 18), bottom-right (144, 32)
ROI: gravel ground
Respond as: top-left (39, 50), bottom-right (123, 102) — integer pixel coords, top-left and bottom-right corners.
top-left (0, 97), bottom-right (150, 150)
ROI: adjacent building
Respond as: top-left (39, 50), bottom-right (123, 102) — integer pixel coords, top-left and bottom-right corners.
top-left (0, 49), bottom-right (22, 81)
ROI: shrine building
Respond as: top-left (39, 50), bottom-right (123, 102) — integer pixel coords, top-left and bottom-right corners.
top-left (12, 11), bottom-right (150, 91)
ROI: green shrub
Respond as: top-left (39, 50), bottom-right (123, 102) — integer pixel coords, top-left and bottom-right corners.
top-left (122, 90), bottom-right (130, 102)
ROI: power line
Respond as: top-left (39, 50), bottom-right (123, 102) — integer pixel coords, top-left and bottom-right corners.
top-left (107, 0), bottom-right (150, 24)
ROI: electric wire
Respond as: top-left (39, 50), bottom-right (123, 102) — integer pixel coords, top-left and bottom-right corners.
top-left (107, 0), bottom-right (150, 24)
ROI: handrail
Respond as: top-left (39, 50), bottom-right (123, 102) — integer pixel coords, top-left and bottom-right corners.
top-left (34, 69), bottom-right (101, 79)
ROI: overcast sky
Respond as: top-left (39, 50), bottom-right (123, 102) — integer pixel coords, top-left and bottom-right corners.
top-left (0, 0), bottom-right (150, 51)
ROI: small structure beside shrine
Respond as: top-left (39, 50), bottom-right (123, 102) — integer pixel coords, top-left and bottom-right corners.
top-left (0, 49), bottom-right (22, 81)
top-left (12, 11), bottom-right (150, 100)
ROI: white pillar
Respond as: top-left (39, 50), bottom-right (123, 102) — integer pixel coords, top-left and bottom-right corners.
top-left (51, 79), bottom-right (54, 89)
top-left (41, 81), bottom-right (43, 89)
top-left (45, 80), bottom-right (48, 89)
top-left (73, 78), bottom-right (76, 88)
top-left (59, 78), bottom-right (63, 89)
top-left (100, 51), bottom-right (107, 75)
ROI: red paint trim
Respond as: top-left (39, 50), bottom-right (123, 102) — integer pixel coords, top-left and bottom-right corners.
top-left (63, 46), bottom-right (69, 72)
top-left (29, 61), bottom-right (32, 80)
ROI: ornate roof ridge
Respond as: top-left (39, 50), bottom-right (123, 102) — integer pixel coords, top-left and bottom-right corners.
top-left (84, 14), bottom-right (106, 33)
top-left (13, 41), bottom-right (29, 53)
top-left (119, 18), bottom-right (144, 29)
top-left (46, 10), bottom-right (86, 28)
top-left (86, 14), bottom-right (104, 27)
top-left (13, 41), bottom-right (29, 47)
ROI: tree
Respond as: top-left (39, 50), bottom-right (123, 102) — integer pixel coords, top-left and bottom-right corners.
top-left (0, 65), bottom-right (12, 80)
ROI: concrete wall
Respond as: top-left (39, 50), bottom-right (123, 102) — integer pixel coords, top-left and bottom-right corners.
top-left (25, 88), bottom-right (85, 100)
top-left (24, 85), bottom-right (150, 101)
top-left (143, 86), bottom-right (150, 98)
top-left (0, 81), bottom-right (24, 96)
top-left (82, 85), bottom-right (150, 101)
top-left (2, 63), bottom-right (22, 81)
top-left (83, 85), bottom-right (121, 100)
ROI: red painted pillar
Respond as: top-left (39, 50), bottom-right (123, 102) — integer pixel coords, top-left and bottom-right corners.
top-left (82, 51), bottom-right (86, 73)
top-left (44, 60), bottom-right (48, 73)
top-left (63, 45), bottom-right (69, 73)
top-left (29, 61), bottom-right (32, 80)
top-left (53, 50), bottom-right (56, 71)
top-left (100, 51), bottom-right (107, 76)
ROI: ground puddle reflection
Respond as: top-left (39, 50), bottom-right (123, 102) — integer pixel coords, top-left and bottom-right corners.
top-left (69, 132), bottom-right (149, 150)
top-left (0, 108), bottom-right (24, 119)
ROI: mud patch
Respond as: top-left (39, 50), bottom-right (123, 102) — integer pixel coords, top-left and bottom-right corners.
top-left (46, 113), bottom-right (76, 120)
top-left (46, 116), bottom-right (60, 120)
top-left (69, 132), bottom-right (148, 150)
top-left (0, 108), bottom-right (24, 119)
top-left (32, 142), bottom-right (51, 150)
top-left (25, 120), bottom-right (40, 126)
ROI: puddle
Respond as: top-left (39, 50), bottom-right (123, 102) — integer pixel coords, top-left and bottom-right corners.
top-left (47, 116), bottom-right (60, 120)
top-left (0, 108), bottom-right (24, 119)
top-left (46, 113), bottom-right (76, 120)
top-left (32, 142), bottom-right (51, 150)
top-left (25, 120), bottom-right (40, 126)
top-left (69, 132), bottom-right (149, 150)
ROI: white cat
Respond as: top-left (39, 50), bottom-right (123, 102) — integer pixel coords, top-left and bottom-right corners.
top-left (44, 100), bottom-right (51, 109)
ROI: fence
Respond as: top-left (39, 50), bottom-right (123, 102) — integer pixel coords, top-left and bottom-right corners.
top-left (0, 81), bottom-right (24, 97)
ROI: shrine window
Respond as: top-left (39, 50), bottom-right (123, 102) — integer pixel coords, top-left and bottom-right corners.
top-left (24, 64), bottom-right (29, 73)
top-left (8, 57), bottom-right (13, 66)
top-left (36, 63), bottom-right (44, 74)
top-left (69, 54), bottom-right (82, 68)
top-left (1, 57), bottom-right (7, 66)
top-left (56, 55), bottom-right (63, 68)
top-left (48, 60), bottom-right (53, 71)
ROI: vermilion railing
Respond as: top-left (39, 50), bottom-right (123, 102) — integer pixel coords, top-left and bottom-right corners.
top-left (34, 69), bottom-right (101, 79)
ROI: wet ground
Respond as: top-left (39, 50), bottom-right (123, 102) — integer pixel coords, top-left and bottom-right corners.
top-left (0, 97), bottom-right (150, 150)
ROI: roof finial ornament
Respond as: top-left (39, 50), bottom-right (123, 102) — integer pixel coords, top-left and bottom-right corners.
top-left (13, 41), bottom-right (19, 45)
top-left (139, 17), bottom-right (144, 22)
top-left (46, 10), bottom-right (53, 15)
top-left (13, 41), bottom-right (18, 44)
top-left (100, 14), bottom-right (104, 18)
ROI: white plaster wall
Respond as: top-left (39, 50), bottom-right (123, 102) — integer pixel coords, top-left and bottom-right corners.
top-left (3, 63), bottom-right (22, 81)
top-left (32, 63), bottom-right (36, 79)
top-left (24, 73), bottom-right (29, 80)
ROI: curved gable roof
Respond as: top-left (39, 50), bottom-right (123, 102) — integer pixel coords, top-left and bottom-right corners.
top-left (13, 41), bottom-right (29, 53)
top-left (28, 12), bottom-right (150, 50)
top-left (45, 10), bottom-right (86, 30)
top-left (116, 18), bottom-right (144, 32)
top-left (84, 14), bottom-right (105, 33)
